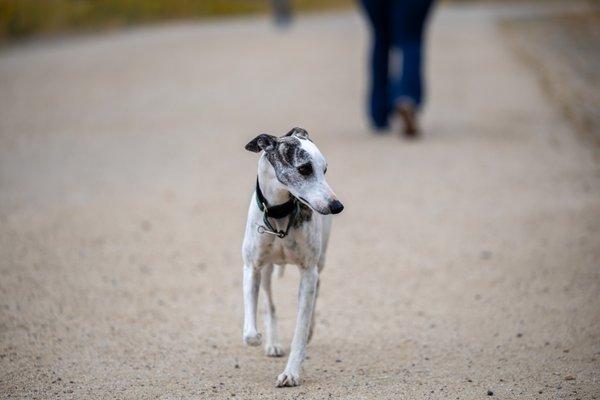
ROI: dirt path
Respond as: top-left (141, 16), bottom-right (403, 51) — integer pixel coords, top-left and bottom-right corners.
top-left (1, 3), bottom-right (599, 399)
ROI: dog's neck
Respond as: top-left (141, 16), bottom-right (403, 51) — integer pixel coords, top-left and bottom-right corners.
top-left (257, 155), bottom-right (292, 206)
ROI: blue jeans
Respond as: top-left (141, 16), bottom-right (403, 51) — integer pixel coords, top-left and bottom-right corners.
top-left (360, 0), bottom-right (434, 129)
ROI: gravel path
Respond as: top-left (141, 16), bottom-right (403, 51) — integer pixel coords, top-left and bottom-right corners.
top-left (1, 3), bottom-right (599, 399)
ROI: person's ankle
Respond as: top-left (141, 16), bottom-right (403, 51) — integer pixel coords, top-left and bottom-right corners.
top-left (396, 100), bottom-right (419, 138)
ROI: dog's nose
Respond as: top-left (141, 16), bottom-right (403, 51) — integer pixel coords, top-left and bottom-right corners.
top-left (329, 200), bottom-right (344, 214)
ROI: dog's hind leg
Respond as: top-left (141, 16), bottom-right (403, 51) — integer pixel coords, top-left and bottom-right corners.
top-left (274, 264), bottom-right (285, 278)
top-left (243, 264), bottom-right (262, 346)
top-left (261, 264), bottom-right (284, 357)
top-left (276, 265), bottom-right (318, 387)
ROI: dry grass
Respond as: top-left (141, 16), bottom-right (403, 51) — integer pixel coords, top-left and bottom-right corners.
top-left (0, 0), bottom-right (353, 41)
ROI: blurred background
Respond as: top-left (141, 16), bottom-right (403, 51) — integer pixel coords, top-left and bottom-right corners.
top-left (0, 0), bottom-right (351, 40)
top-left (0, 1), bottom-right (599, 399)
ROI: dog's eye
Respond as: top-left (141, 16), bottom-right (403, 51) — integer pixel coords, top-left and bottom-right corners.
top-left (324, 166), bottom-right (328, 175)
top-left (297, 163), bottom-right (313, 176)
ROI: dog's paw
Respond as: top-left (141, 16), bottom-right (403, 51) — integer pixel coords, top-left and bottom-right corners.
top-left (243, 331), bottom-right (262, 347)
top-left (265, 345), bottom-right (284, 357)
top-left (276, 370), bottom-right (300, 387)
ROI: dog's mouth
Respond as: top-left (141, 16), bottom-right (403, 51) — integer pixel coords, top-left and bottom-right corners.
top-left (298, 196), bottom-right (326, 214)
top-left (298, 196), bottom-right (343, 215)
top-left (298, 196), bottom-right (314, 210)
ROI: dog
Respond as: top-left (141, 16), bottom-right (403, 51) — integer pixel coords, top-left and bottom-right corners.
top-left (242, 127), bottom-right (344, 387)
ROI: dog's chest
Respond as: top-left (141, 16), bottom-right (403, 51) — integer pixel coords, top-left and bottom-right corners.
top-left (255, 234), bottom-right (319, 267)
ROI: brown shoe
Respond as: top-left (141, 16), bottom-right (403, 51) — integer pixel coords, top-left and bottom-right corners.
top-left (397, 102), bottom-right (419, 138)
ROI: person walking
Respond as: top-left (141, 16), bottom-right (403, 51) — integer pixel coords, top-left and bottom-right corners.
top-left (271, 0), bottom-right (292, 26)
top-left (360, 0), bottom-right (434, 137)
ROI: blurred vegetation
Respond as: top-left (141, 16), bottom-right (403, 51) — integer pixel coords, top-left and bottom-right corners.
top-left (0, 0), bottom-right (353, 41)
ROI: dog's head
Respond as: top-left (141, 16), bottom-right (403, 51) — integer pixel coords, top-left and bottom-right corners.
top-left (245, 127), bottom-right (344, 215)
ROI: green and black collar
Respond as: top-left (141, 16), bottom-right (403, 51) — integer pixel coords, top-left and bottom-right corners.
top-left (255, 178), bottom-right (299, 238)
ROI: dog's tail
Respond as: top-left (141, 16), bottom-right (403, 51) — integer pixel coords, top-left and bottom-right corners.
top-left (274, 264), bottom-right (285, 278)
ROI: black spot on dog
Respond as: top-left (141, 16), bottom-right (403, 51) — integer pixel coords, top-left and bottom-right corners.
top-left (293, 203), bottom-right (313, 228)
top-left (281, 141), bottom-right (297, 165)
top-left (264, 136), bottom-right (311, 187)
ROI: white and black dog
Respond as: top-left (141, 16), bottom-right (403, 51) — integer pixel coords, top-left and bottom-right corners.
top-left (242, 127), bottom-right (344, 387)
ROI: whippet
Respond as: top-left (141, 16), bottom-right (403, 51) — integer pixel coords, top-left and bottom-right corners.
top-left (242, 127), bottom-right (344, 387)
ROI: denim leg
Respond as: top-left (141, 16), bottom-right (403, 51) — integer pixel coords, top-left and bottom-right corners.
top-left (271, 0), bottom-right (292, 25)
top-left (389, 0), bottom-right (434, 109)
top-left (360, 0), bottom-right (392, 129)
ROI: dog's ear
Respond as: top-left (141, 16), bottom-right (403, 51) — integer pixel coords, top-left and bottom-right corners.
top-left (245, 134), bottom-right (277, 153)
top-left (284, 127), bottom-right (309, 139)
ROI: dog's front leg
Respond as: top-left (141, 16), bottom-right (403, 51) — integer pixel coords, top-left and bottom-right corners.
top-left (243, 264), bottom-right (262, 346)
top-left (276, 265), bottom-right (318, 387)
top-left (261, 264), bottom-right (283, 357)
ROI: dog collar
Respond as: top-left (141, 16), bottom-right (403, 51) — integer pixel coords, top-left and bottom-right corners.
top-left (255, 178), bottom-right (299, 238)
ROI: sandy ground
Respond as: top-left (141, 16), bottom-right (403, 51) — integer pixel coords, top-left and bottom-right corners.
top-left (1, 2), bottom-right (600, 399)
